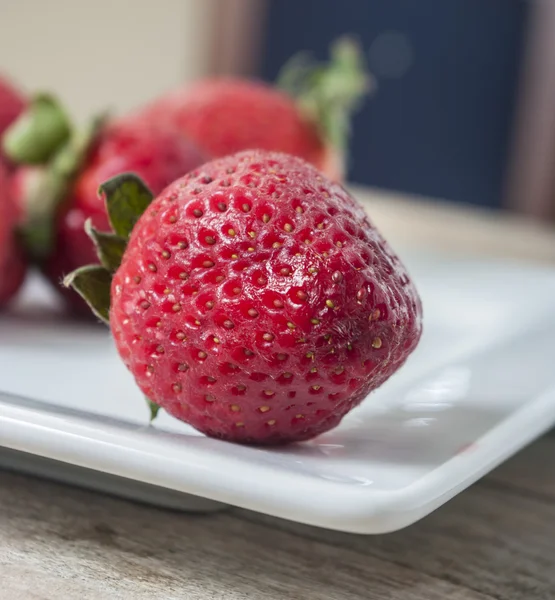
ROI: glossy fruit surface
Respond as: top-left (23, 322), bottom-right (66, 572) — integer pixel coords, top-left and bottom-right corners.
top-left (110, 150), bottom-right (422, 444)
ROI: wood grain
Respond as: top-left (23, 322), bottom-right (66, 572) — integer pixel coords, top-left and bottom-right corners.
top-left (1, 434), bottom-right (554, 599)
top-left (237, 435), bottom-right (555, 600)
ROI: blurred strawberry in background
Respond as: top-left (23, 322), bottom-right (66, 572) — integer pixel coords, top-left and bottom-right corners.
top-left (138, 37), bottom-right (372, 182)
top-left (6, 97), bottom-right (206, 314)
top-left (0, 75), bottom-right (26, 169)
top-left (0, 37), bottom-right (371, 315)
top-left (0, 74), bottom-right (27, 309)
top-left (0, 159), bottom-right (25, 308)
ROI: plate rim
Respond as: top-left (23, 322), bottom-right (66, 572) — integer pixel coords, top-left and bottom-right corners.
top-left (2, 382), bottom-right (555, 534)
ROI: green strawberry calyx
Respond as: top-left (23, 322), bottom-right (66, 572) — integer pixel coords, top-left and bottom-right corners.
top-left (4, 93), bottom-right (107, 262)
top-left (63, 172), bottom-right (154, 323)
top-left (3, 93), bottom-right (72, 165)
top-left (62, 173), bottom-right (161, 422)
top-left (276, 36), bottom-right (374, 155)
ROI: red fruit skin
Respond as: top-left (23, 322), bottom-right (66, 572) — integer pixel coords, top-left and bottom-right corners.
top-left (140, 79), bottom-right (342, 181)
top-left (0, 161), bottom-right (25, 307)
top-left (110, 150), bottom-right (422, 445)
top-left (0, 76), bottom-right (26, 171)
top-left (14, 119), bottom-right (206, 314)
top-left (0, 76), bottom-right (25, 137)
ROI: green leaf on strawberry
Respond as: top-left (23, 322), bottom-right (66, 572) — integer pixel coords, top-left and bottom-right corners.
top-left (15, 111), bottom-right (107, 261)
top-left (146, 398), bottom-right (161, 422)
top-left (99, 173), bottom-right (155, 239)
top-left (3, 94), bottom-right (72, 165)
top-left (63, 264), bottom-right (112, 324)
top-left (65, 173), bottom-right (154, 312)
top-left (65, 173), bottom-right (162, 420)
top-left (84, 219), bottom-right (127, 273)
top-left (277, 36), bottom-right (373, 153)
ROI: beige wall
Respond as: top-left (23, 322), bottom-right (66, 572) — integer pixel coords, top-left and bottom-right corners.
top-left (0, 0), bottom-right (219, 121)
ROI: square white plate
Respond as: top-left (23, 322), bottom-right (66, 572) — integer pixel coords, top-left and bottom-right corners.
top-left (1, 251), bottom-right (555, 534)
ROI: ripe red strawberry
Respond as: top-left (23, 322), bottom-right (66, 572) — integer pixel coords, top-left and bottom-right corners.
top-left (0, 75), bottom-right (26, 169)
top-left (138, 37), bottom-right (371, 182)
top-left (0, 160), bottom-right (25, 307)
top-left (0, 75), bottom-right (25, 138)
top-left (7, 100), bottom-right (206, 314)
top-left (67, 150), bottom-right (422, 445)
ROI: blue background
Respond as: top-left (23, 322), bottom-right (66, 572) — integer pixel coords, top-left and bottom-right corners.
top-left (260, 0), bottom-right (529, 208)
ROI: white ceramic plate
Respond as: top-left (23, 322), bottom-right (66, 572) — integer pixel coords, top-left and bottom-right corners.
top-left (1, 251), bottom-right (555, 534)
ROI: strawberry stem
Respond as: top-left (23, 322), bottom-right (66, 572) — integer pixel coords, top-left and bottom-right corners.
top-left (63, 265), bottom-right (112, 324)
top-left (3, 94), bottom-right (72, 165)
top-left (98, 172), bottom-right (155, 239)
top-left (64, 173), bottom-right (159, 419)
top-left (276, 36), bottom-right (373, 153)
top-left (146, 397), bottom-right (161, 422)
top-left (64, 173), bottom-right (154, 323)
top-left (17, 113), bottom-right (106, 261)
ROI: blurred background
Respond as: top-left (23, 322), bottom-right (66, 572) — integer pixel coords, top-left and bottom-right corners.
top-left (1, 0), bottom-right (553, 221)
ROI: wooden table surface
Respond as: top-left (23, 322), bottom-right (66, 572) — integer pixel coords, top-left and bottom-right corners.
top-left (2, 190), bottom-right (555, 600)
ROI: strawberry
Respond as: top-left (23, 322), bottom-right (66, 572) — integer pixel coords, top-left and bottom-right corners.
top-left (0, 75), bottom-right (25, 139)
top-left (67, 150), bottom-right (422, 445)
top-left (0, 160), bottom-right (25, 307)
top-left (6, 97), bottom-right (206, 314)
top-left (138, 37), bottom-right (372, 181)
top-left (0, 74), bottom-right (26, 170)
